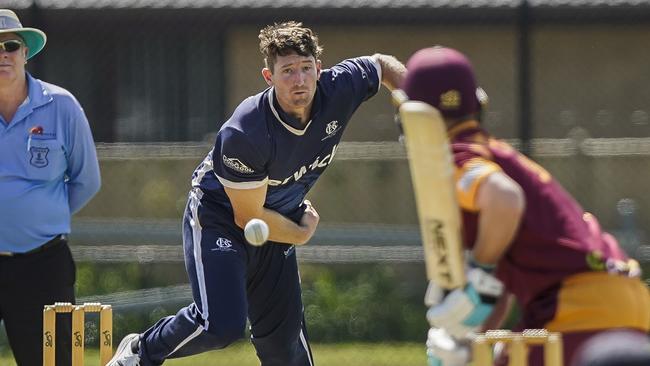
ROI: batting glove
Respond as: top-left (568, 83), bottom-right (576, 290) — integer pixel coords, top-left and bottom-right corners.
top-left (426, 327), bottom-right (470, 366)
top-left (426, 267), bottom-right (504, 339)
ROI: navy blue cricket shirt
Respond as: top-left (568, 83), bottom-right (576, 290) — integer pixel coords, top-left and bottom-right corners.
top-left (193, 57), bottom-right (381, 226)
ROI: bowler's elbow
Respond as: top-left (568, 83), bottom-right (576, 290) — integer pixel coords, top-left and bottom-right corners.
top-left (232, 212), bottom-right (250, 230)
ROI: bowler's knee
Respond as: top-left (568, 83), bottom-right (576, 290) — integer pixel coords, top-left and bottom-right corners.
top-left (204, 318), bottom-right (246, 347)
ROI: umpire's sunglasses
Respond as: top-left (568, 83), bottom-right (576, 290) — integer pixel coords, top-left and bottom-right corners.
top-left (0, 40), bottom-right (23, 53)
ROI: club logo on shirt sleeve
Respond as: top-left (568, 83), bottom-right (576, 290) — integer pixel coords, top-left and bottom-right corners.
top-left (222, 155), bottom-right (254, 174)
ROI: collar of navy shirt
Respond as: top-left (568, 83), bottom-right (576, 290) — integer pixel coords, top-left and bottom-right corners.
top-left (271, 83), bottom-right (323, 130)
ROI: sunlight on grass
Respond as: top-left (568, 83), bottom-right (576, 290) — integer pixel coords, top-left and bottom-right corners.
top-left (0, 342), bottom-right (425, 366)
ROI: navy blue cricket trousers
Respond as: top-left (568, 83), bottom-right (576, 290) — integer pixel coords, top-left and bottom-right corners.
top-left (138, 189), bottom-right (314, 366)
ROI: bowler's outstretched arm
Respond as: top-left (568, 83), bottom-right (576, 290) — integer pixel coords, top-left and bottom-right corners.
top-left (372, 53), bottom-right (406, 91)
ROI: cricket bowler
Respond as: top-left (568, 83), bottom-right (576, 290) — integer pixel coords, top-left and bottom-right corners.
top-left (108, 21), bottom-right (406, 366)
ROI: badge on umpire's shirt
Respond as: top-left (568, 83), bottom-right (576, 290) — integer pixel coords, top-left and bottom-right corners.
top-left (29, 146), bottom-right (49, 167)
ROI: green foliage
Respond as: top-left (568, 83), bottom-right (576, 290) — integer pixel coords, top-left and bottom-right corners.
top-left (72, 262), bottom-right (429, 344)
top-left (301, 264), bottom-right (427, 342)
top-left (81, 160), bottom-right (194, 218)
top-left (76, 263), bottom-right (187, 297)
top-left (75, 262), bottom-right (191, 343)
top-left (73, 260), bottom-right (650, 345)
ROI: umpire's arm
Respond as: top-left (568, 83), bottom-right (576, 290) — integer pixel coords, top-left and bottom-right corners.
top-left (65, 104), bottom-right (101, 214)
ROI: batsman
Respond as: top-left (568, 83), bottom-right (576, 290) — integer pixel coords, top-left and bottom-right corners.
top-left (396, 47), bottom-right (650, 365)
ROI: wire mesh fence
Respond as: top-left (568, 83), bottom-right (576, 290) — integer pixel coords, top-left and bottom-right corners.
top-left (84, 139), bottom-right (650, 237)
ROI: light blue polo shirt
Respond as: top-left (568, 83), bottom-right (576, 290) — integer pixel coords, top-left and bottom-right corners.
top-left (0, 73), bottom-right (101, 252)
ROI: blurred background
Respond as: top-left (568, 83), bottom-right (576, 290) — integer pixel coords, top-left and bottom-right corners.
top-left (2, 0), bottom-right (650, 365)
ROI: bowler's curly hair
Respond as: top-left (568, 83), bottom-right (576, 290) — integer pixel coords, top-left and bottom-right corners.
top-left (259, 21), bottom-right (323, 71)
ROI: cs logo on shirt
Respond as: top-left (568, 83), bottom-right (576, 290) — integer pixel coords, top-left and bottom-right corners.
top-left (212, 237), bottom-right (236, 253)
top-left (322, 120), bottom-right (341, 141)
top-left (29, 146), bottom-right (49, 168)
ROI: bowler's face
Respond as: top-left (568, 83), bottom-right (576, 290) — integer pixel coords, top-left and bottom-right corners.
top-left (0, 33), bottom-right (27, 83)
top-left (264, 52), bottom-right (321, 118)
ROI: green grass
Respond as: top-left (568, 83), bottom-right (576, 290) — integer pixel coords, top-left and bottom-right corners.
top-left (0, 341), bottom-right (426, 366)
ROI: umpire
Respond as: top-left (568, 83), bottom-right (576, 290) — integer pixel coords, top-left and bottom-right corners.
top-left (0, 9), bottom-right (100, 365)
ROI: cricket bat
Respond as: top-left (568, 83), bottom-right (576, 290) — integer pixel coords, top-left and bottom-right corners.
top-left (394, 91), bottom-right (466, 289)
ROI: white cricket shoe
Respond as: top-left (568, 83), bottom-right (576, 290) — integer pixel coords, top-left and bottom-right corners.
top-left (107, 333), bottom-right (141, 366)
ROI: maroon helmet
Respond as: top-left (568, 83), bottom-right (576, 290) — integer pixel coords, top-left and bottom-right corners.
top-left (401, 46), bottom-right (487, 119)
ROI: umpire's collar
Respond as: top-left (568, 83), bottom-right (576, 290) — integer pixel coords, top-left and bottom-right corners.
top-left (4, 73), bottom-right (53, 129)
top-left (25, 72), bottom-right (54, 109)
